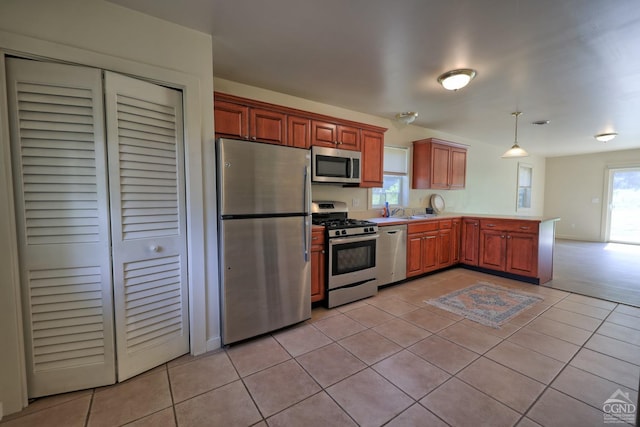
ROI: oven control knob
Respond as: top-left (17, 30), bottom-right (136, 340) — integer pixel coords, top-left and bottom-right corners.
top-left (341, 230), bottom-right (347, 235)
top-left (334, 231), bottom-right (340, 236)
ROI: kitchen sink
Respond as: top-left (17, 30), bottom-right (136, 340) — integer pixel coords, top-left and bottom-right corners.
top-left (410, 214), bottom-right (438, 219)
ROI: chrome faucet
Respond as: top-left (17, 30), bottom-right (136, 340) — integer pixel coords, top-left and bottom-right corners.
top-left (390, 207), bottom-right (405, 217)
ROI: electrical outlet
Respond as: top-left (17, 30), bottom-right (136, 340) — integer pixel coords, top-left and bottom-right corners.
top-left (352, 198), bottom-right (360, 207)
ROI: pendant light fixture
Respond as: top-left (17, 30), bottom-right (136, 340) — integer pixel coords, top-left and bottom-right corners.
top-left (501, 111), bottom-right (529, 158)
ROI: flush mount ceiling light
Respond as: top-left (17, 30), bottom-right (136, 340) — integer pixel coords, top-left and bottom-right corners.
top-left (501, 111), bottom-right (530, 158)
top-left (594, 132), bottom-right (618, 142)
top-left (395, 111), bottom-right (418, 124)
top-left (437, 68), bottom-right (477, 91)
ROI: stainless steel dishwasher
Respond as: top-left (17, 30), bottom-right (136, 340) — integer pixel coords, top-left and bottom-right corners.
top-left (377, 224), bottom-right (407, 286)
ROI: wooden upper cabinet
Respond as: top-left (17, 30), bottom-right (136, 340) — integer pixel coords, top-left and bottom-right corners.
top-left (450, 147), bottom-right (467, 189)
top-left (250, 108), bottom-right (286, 145)
top-left (213, 92), bottom-right (385, 152)
top-left (311, 120), bottom-right (337, 147)
top-left (360, 130), bottom-right (384, 188)
top-left (214, 100), bottom-right (249, 139)
top-left (287, 115), bottom-right (311, 149)
top-left (412, 138), bottom-right (467, 190)
top-left (311, 120), bottom-right (360, 151)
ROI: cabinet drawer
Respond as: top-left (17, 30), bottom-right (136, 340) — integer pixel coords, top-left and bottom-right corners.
top-left (312, 229), bottom-right (325, 245)
top-left (480, 219), bottom-right (539, 233)
top-left (438, 219), bottom-right (452, 229)
top-left (408, 221), bottom-right (439, 233)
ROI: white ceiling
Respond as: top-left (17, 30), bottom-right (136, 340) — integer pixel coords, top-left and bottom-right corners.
top-left (109, 0), bottom-right (640, 157)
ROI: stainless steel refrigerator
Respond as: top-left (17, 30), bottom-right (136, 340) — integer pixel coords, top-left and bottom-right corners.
top-left (216, 138), bottom-right (312, 344)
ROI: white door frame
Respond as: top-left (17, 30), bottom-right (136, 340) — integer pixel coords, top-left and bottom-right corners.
top-left (0, 31), bottom-right (210, 410)
top-left (602, 165), bottom-right (640, 243)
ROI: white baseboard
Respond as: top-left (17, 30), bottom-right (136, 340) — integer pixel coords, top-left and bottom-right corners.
top-left (556, 234), bottom-right (602, 242)
top-left (206, 337), bottom-right (222, 353)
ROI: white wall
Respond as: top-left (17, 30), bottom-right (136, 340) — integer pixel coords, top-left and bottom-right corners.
top-left (544, 148), bottom-right (640, 241)
top-left (0, 0), bottom-right (217, 415)
top-left (214, 78), bottom-right (547, 219)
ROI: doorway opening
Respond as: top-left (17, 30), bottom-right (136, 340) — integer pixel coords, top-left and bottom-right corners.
top-left (607, 168), bottom-right (640, 244)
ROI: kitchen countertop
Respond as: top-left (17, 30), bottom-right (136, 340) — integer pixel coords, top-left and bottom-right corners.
top-left (368, 213), bottom-right (561, 226)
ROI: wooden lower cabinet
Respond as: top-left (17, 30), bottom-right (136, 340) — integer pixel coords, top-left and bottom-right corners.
top-left (311, 228), bottom-right (326, 302)
top-left (406, 221), bottom-right (452, 277)
top-left (479, 229), bottom-right (508, 271)
top-left (506, 232), bottom-right (538, 276)
top-left (478, 220), bottom-right (539, 278)
top-left (451, 218), bottom-right (461, 264)
top-left (460, 218), bottom-right (480, 265)
top-left (404, 216), bottom-right (556, 285)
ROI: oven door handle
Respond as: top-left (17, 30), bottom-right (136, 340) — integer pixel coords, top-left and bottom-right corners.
top-left (329, 234), bottom-right (379, 246)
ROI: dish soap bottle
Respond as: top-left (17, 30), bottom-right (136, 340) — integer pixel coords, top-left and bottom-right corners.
top-left (385, 201), bottom-right (390, 218)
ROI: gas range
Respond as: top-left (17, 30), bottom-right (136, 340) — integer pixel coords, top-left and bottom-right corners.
top-left (311, 200), bottom-right (379, 308)
top-left (311, 201), bottom-right (378, 237)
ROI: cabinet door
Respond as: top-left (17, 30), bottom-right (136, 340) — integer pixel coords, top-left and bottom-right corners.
top-left (461, 219), bottom-right (479, 265)
top-left (506, 232), bottom-right (538, 277)
top-left (437, 228), bottom-right (452, 267)
top-left (411, 141), bottom-right (431, 189)
top-left (430, 143), bottom-right (451, 189)
top-left (479, 229), bottom-right (507, 271)
top-left (360, 130), bottom-right (384, 188)
top-left (214, 100), bottom-right (248, 139)
top-left (250, 108), bottom-right (285, 144)
top-left (337, 125), bottom-right (360, 150)
top-left (449, 148), bottom-right (467, 189)
top-left (287, 115), bottom-right (311, 149)
top-left (311, 244), bottom-right (325, 302)
top-left (422, 231), bottom-right (439, 272)
top-left (407, 233), bottom-right (424, 277)
top-left (311, 120), bottom-right (338, 148)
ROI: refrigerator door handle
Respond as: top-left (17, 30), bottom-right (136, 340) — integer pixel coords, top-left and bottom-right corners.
top-left (303, 165), bottom-right (310, 262)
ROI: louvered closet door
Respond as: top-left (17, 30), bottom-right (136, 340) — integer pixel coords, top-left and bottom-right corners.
top-left (6, 58), bottom-right (116, 397)
top-left (104, 72), bottom-right (189, 381)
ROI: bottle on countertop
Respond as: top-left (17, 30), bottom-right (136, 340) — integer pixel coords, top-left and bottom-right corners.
top-left (385, 201), bottom-right (390, 218)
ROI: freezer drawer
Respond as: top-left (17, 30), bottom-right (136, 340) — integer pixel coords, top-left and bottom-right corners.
top-left (377, 224), bottom-right (407, 286)
top-left (220, 216), bottom-right (311, 344)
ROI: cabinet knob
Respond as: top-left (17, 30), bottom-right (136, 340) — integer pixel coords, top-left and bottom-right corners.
top-left (507, 235), bottom-right (512, 239)
top-left (501, 235), bottom-right (505, 239)
top-left (244, 135), bottom-right (250, 140)
top-left (251, 136), bottom-right (257, 141)
top-left (322, 250), bottom-right (325, 254)
top-left (149, 244), bottom-right (161, 252)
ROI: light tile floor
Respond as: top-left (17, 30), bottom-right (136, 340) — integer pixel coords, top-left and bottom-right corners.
top-left (2, 269), bottom-right (639, 427)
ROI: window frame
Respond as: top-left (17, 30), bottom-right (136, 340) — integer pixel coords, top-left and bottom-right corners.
top-left (369, 146), bottom-right (409, 209)
top-left (516, 162), bottom-right (533, 212)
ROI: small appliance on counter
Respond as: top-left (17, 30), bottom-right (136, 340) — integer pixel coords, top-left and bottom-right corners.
top-left (217, 138), bottom-right (311, 345)
top-left (311, 201), bottom-right (378, 307)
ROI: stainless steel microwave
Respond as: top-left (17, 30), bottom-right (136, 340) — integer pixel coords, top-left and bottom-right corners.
top-left (311, 146), bottom-right (361, 184)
